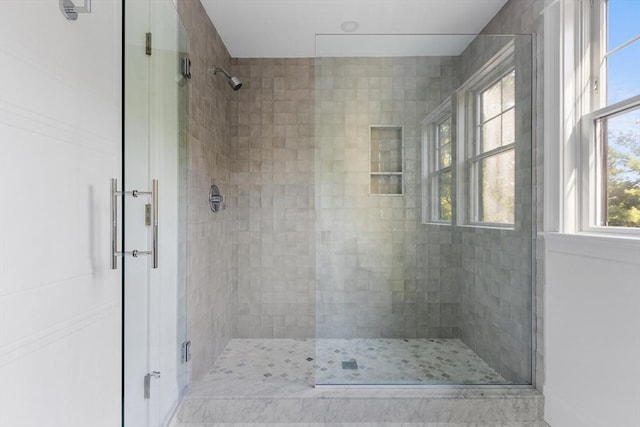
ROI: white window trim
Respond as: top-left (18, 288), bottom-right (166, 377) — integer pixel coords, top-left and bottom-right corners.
top-left (422, 98), bottom-right (453, 225)
top-left (545, 0), bottom-right (640, 238)
top-left (456, 40), bottom-right (516, 229)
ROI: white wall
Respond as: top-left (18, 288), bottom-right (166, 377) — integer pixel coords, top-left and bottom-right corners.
top-left (544, 234), bottom-right (640, 427)
top-left (0, 1), bottom-right (122, 426)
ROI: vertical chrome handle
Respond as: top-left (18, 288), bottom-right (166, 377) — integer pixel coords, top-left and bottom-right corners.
top-left (111, 178), bottom-right (118, 270)
top-left (152, 179), bottom-right (158, 269)
top-left (111, 178), bottom-right (158, 270)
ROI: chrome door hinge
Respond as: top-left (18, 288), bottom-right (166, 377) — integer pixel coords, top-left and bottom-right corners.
top-left (145, 32), bottom-right (152, 56)
top-left (182, 57), bottom-right (192, 80)
top-left (143, 371), bottom-right (161, 399)
top-left (182, 340), bottom-right (192, 363)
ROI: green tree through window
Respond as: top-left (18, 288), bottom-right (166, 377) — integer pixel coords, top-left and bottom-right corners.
top-left (606, 123), bottom-right (640, 227)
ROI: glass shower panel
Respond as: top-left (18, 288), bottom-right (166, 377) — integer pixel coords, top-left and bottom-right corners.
top-left (176, 14), bottom-right (190, 400)
top-left (124, 0), bottom-right (189, 424)
top-left (314, 34), bottom-right (533, 386)
top-left (148, 0), bottom-right (191, 416)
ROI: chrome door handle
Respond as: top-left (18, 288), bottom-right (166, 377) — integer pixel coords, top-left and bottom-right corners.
top-left (111, 178), bottom-right (158, 269)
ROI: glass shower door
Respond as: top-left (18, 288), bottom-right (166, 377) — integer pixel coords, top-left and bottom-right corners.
top-left (313, 34), bottom-right (533, 387)
top-left (123, 0), bottom-right (189, 425)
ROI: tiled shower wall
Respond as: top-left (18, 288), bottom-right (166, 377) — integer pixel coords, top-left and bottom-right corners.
top-left (230, 56), bottom-right (460, 340)
top-left (178, 0), bottom-right (235, 381)
top-left (231, 59), bottom-right (316, 338)
top-left (454, 34), bottom-right (534, 382)
top-left (315, 57), bottom-right (459, 338)
top-left (480, 0), bottom-right (545, 390)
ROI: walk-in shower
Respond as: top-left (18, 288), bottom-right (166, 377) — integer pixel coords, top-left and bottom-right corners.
top-left (223, 33), bottom-right (534, 389)
top-left (123, 1), bottom-right (536, 419)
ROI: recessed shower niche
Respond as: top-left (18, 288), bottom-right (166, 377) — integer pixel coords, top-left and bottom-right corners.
top-left (369, 125), bottom-right (403, 195)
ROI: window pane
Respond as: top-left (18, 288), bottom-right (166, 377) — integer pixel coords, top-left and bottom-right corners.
top-left (607, 40), bottom-right (640, 105)
top-left (602, 106), bottom-right (640, 227)
top-left (437, 171), bottom-right (453, 221)
top-left (481, 80), bottom-right (502, 121)
top-left (479, 150), bottom-right (515, 223)
top-left (502, 108), bottom-right (516, 145)
top-left (437, 117), bottom-right (452, 168)
top-left (502, 71), bottom-right (516, 110)
top-left (439, 143), bottom-right (451, 168)
top-left (481, 115), bottom-right (502, 152)
top-left (607, 0), bottom-right (640, 52)
top-left (438, 117), bottom-right (451, 145)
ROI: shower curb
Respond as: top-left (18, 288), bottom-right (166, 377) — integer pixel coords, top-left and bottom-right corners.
top-left (175, 385), bottom-right (543, 424)
top-left (174, 423), bottom-right (549, 427)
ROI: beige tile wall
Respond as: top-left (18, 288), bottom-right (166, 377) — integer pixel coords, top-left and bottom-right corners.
top-left (481, 0), bottom-right (545, 390)
top-left (230, 56), bottom-right (460, 340)
top-left (178, 0), bottom-right (235, 381)
top-left (315, 56), bottom-right (459, 338)
top-left (231, 58), bottom-right (316, 338)
top-left (454, 34), bottom-right (534, 383)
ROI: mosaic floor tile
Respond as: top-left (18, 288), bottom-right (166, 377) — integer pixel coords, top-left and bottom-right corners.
top-left (315, 338), bottom-right (506, 385)
top-left (208, 338), bottom-right (507, 386)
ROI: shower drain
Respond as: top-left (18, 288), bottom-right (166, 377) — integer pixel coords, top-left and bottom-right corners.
top-left (341, 359), bottom-right (358, 370)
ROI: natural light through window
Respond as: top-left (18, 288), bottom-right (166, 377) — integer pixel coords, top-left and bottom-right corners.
top-left (435, 117), bottom-right (453, 221)
top-left (591, 0), bottom-right (640, 229)
top-left (423, 100), bottom-right (453, 225)
top-left (596, 106), bottom-right (640, 227)
top-left (473, 70), bottom-right (515, 224)
top-left (605, 0), bottom-right (640, 105)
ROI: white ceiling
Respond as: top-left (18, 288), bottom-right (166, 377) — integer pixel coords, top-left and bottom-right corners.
top-left (199, 0), bottom-right (510, 58)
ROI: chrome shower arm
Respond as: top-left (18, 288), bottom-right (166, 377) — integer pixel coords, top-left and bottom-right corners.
top-left (211, 67), bottom-right (231, 79)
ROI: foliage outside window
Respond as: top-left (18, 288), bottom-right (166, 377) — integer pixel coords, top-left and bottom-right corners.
top-left (423, 103), bottom-right (453, 224)
top-left (589, 0), bottom-right (640, 229)
top-left (434, 117), bottom-right (453, 221)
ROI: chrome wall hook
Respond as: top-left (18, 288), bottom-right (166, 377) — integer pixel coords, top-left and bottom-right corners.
top-left (60, 0), bottom-right (91, 21)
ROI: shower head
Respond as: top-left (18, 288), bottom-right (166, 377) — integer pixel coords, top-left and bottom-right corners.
top-left (211, 66), bottom-right (243, 91)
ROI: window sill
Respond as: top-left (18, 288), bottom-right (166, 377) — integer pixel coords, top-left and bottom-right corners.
top-left (540, 232), bottom-right (640, 265)
top-left (422, 221), bottom-right (453, 227)
top-left (459, 223), bottom-right (515, 231)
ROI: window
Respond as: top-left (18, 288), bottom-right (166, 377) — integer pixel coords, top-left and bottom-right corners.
top-left (423, 102), bottom-right (453, 223)
top-left (469, 70), bottom-right (516, 225)
top-left (422, 42), bottom-right (517, 228)
top-left (585, 0), bottom-right (640, 230)
top-left (457, 42), bottom-right (516, 228)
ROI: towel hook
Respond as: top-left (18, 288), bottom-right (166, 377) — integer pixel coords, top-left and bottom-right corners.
top-left (60, 0), bottom-right (91, 21)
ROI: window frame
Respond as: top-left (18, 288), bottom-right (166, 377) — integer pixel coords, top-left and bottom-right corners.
top-left (422, 99), bottom-right (453, 225)
top-left (457, 41), bottom-right (516, 228)
top-left (579, 0), bottom-right (640, 235)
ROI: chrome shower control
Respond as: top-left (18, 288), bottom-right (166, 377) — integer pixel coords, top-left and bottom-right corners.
top-left (209, 185), bottom-right (225, 213)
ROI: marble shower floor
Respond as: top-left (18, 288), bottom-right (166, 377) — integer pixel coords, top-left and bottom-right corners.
top-left (207, 338), bottom-right (506, 386)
